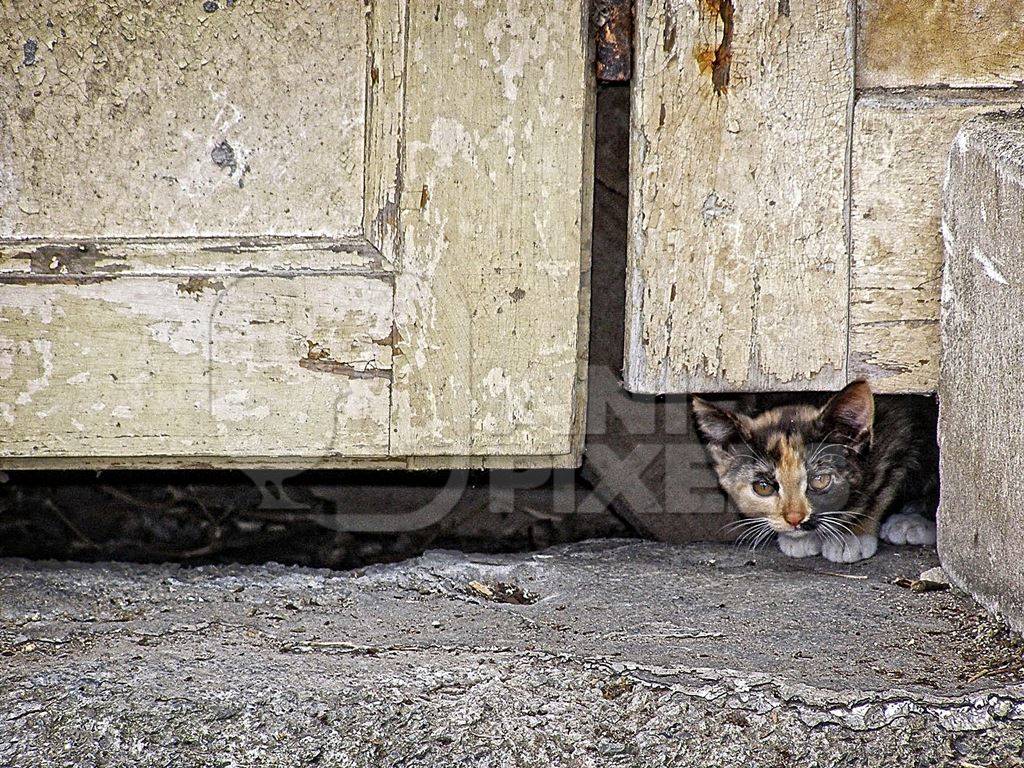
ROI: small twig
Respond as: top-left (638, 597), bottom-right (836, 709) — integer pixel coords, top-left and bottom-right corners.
top-left (965, 664), bottom-right (1014, 684)
top-left (100, 484), bottom-right (176, 512)
top-left (43, 500), bottom-right (96, 548)
top-left (821, 572), bottom-right (869, 580)
top-left (786, 563), bottom-right (869, 580)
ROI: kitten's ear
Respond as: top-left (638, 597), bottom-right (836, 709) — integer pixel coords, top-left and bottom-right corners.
top-left (818, 380), bottom-right (874, 445)
top-left (692, 397), bottom-right (749, 446)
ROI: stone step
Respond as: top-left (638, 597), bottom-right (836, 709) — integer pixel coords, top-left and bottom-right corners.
top-left (1, 541), bottom-right (1022, 766)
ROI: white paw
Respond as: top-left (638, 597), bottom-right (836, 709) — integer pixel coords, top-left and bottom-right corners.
top-left (880, 511), bottom-right (937, 546)
top-left (821, 533), bottom-right (878, 563)
top-left (778, 532), bottom-right (822, 558)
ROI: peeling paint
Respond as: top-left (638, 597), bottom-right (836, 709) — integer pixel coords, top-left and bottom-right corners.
top-left (211, 141), bottom-right (237, 174)
top-left (627, 0), bottom-right (850, 393)
top-left (21, 244), bottom-right (112, 275)
top-left (13, 339), bottom-right (53, 406)
top-left (22, 38), bottom-right (37, 66)
top-left (177, 276), bottom-right (227, 298)
top-left (391, 0), bottom-right (590, 457)
top-left (372, 326), bottom-right (403, 347)
top-left (299, 358), bottom-right (391, 380)
top-left (211, 389), bottom-right (272, 423)
top-left (709, 0), bottom-right (733, 95)
top-left (0, 0), bottom-right (368, 239)
top-left (0, 0), bottom-right (588, 467)
top-left (700, 193), bottom-right (731, 223)
top-left (0, 347), bottom-right (14, 381)
top-left (0, 275), bottom-right (393, 458)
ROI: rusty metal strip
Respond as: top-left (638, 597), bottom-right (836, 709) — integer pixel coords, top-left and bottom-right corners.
top-left (595, 0), bottom-right (632, 82)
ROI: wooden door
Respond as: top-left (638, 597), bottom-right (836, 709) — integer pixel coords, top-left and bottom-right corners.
top-left (0, 0), bottom-right (593, 468)
top-left (624, 0), bottom-right (1024, 396)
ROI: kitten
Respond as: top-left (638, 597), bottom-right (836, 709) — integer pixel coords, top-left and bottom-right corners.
top-left (692, 381), bottom-right (938, 563)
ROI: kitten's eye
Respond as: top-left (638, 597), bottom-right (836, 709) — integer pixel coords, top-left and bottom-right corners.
top-left (751, 479), bottom-right (776, 497)
top-left (809, 472), bottom-right (833, 491)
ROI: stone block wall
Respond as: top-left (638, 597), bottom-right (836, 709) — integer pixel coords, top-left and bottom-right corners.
top-left (940, 111), bottom-right (1024, 632)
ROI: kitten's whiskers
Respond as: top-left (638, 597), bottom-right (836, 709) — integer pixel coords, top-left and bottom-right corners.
top-left (732, 517), bottom-right (774, 551)
top-left (816, 518), bottom-right (846, 550)
top-left (807, 430), bottom-right (842, 464)
top-left (721, 517), bottom-right (767, 533)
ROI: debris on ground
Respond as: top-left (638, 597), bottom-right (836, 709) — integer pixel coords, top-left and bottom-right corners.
top-left (467, 580), bottom-right (539, 605)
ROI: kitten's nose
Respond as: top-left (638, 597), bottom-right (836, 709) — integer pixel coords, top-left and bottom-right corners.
top-left (783, 509), bottom-right (805, 527)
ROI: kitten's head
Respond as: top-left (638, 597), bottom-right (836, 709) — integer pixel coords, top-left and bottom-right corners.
top-left (692, 381), bottom-right (874, 536)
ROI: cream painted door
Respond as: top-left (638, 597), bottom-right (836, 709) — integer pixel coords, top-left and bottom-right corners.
top-left (624, 0), bottom-right (852, 394)
top-left (0, 1), bottom-right (593, 468)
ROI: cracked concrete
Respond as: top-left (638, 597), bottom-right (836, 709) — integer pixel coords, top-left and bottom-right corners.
top-left (2, 541), bottom-right (1023, 767)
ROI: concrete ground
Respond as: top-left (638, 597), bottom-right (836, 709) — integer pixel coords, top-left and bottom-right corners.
top-left (2, 541), bottom-right (1022, 767)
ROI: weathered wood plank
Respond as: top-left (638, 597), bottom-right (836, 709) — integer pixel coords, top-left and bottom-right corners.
top-left (0, 0), bottom-right (366, 239)
top-left (0, 453), bottom-right (584, 471)
top-left (0, 275), bottom-right (392, 458)
top-left (363, 0), bottom-right (406, 266)
top-left (1, 0), bottom-right (594, 468)
top-left (625, 0), bottom-right (852, 393)
top-left (857, 0), bottom-right (1024, 89)
top-left (0, 237), bottom-right (389, 276)
top-left (391, 0), bottom-right (593, 457)
top-left (850, 91), bottom-right (1024, 392)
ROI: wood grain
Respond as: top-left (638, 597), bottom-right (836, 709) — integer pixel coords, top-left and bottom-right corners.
top-left (0, 275), bottom-right (393, 458)
top-left (857, 0), bottom-right (1024, 89)
top-left (363, 0), bottom-right (406, 266)
top-left (625, 0), bottom-right (852, 393)
top-left (391, 0), bottom-right (593, 457)
top-left (0, 237), bottom-right (387, 276)
top-left (0, 0), bottom-right (367, 239)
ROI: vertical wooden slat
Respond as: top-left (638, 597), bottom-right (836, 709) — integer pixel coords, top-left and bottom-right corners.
top-left (390, 0), bottom-right (593, 459)
top-left (363, 0), bottom-right (406, 267)
top-left (625, 0), bottom-right (853, 393)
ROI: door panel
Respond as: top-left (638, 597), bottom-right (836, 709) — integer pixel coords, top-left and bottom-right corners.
top-left (392, 0), bottom-right (593, 457)
top-left (0, 0), bottom-right (593, 467)
top-left (1, 273), bottom-right (392, 458)
top-left (625, 0), bottom-right (852, 393)
top-left (1, 0), bottom-right (367, 239)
